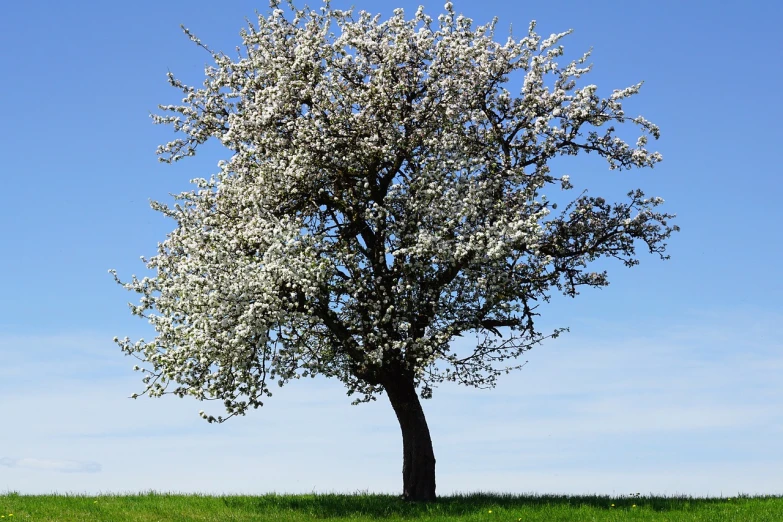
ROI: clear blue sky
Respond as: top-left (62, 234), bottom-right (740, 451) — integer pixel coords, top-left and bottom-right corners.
top-left (1, 0), bottom-right (781, 497)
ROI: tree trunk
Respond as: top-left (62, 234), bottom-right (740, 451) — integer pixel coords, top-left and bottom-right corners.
top-left (383, 375), bottom-right (437, 502)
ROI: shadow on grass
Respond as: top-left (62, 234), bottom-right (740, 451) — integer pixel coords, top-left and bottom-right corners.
top-left (219, 492), bottom-right (770, 518)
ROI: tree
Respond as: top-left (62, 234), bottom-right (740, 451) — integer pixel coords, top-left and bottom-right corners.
top-left (112, 0), bottom-right (678, 502)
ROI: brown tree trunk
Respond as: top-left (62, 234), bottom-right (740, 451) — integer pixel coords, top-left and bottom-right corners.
top-left (383, 374), bottom-right (437, 502)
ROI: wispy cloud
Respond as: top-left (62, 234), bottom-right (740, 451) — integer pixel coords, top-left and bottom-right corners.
top-left (0, 457), bottom-right (101, 474)
top-left (1, 307), bottom-right (781, 495)
top-left (0, 331), bottom-right (126, 384)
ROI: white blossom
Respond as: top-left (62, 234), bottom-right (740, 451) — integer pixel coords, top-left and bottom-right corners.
top-left (114, 1), bottom-right (678, 421)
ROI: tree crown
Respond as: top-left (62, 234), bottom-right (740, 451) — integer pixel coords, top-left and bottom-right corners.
top-left (113, 0), bottom-right (677, 422)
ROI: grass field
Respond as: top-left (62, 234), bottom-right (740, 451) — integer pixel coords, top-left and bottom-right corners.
top-left (1, 492), bottom-right (782, 521)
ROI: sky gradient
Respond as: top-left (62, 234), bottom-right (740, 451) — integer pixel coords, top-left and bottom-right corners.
top-left (1, 0), bottom-right (781, 497)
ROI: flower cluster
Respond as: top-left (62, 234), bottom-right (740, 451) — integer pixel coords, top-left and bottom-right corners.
top-left (114, 0), bottom-right (677, 420)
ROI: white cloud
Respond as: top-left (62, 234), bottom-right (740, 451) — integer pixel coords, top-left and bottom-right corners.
top-left (1, 308), bottom-right (781, 496)
top-left (0, 458), bottom-right (101, 474)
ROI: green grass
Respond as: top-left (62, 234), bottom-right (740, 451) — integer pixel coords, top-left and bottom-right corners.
top-left (1, 491), bottom-right (782, 521)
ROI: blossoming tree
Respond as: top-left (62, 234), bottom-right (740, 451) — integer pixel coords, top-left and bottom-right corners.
top-left (113, 0), bottom-right (677, 502)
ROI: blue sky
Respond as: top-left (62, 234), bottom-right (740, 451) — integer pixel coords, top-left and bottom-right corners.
top-left (1, 0), bottom-right (781, 497)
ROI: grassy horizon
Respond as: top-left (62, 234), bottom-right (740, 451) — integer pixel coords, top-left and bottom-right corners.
top-left (1, 491), bottom-right (782, 521)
